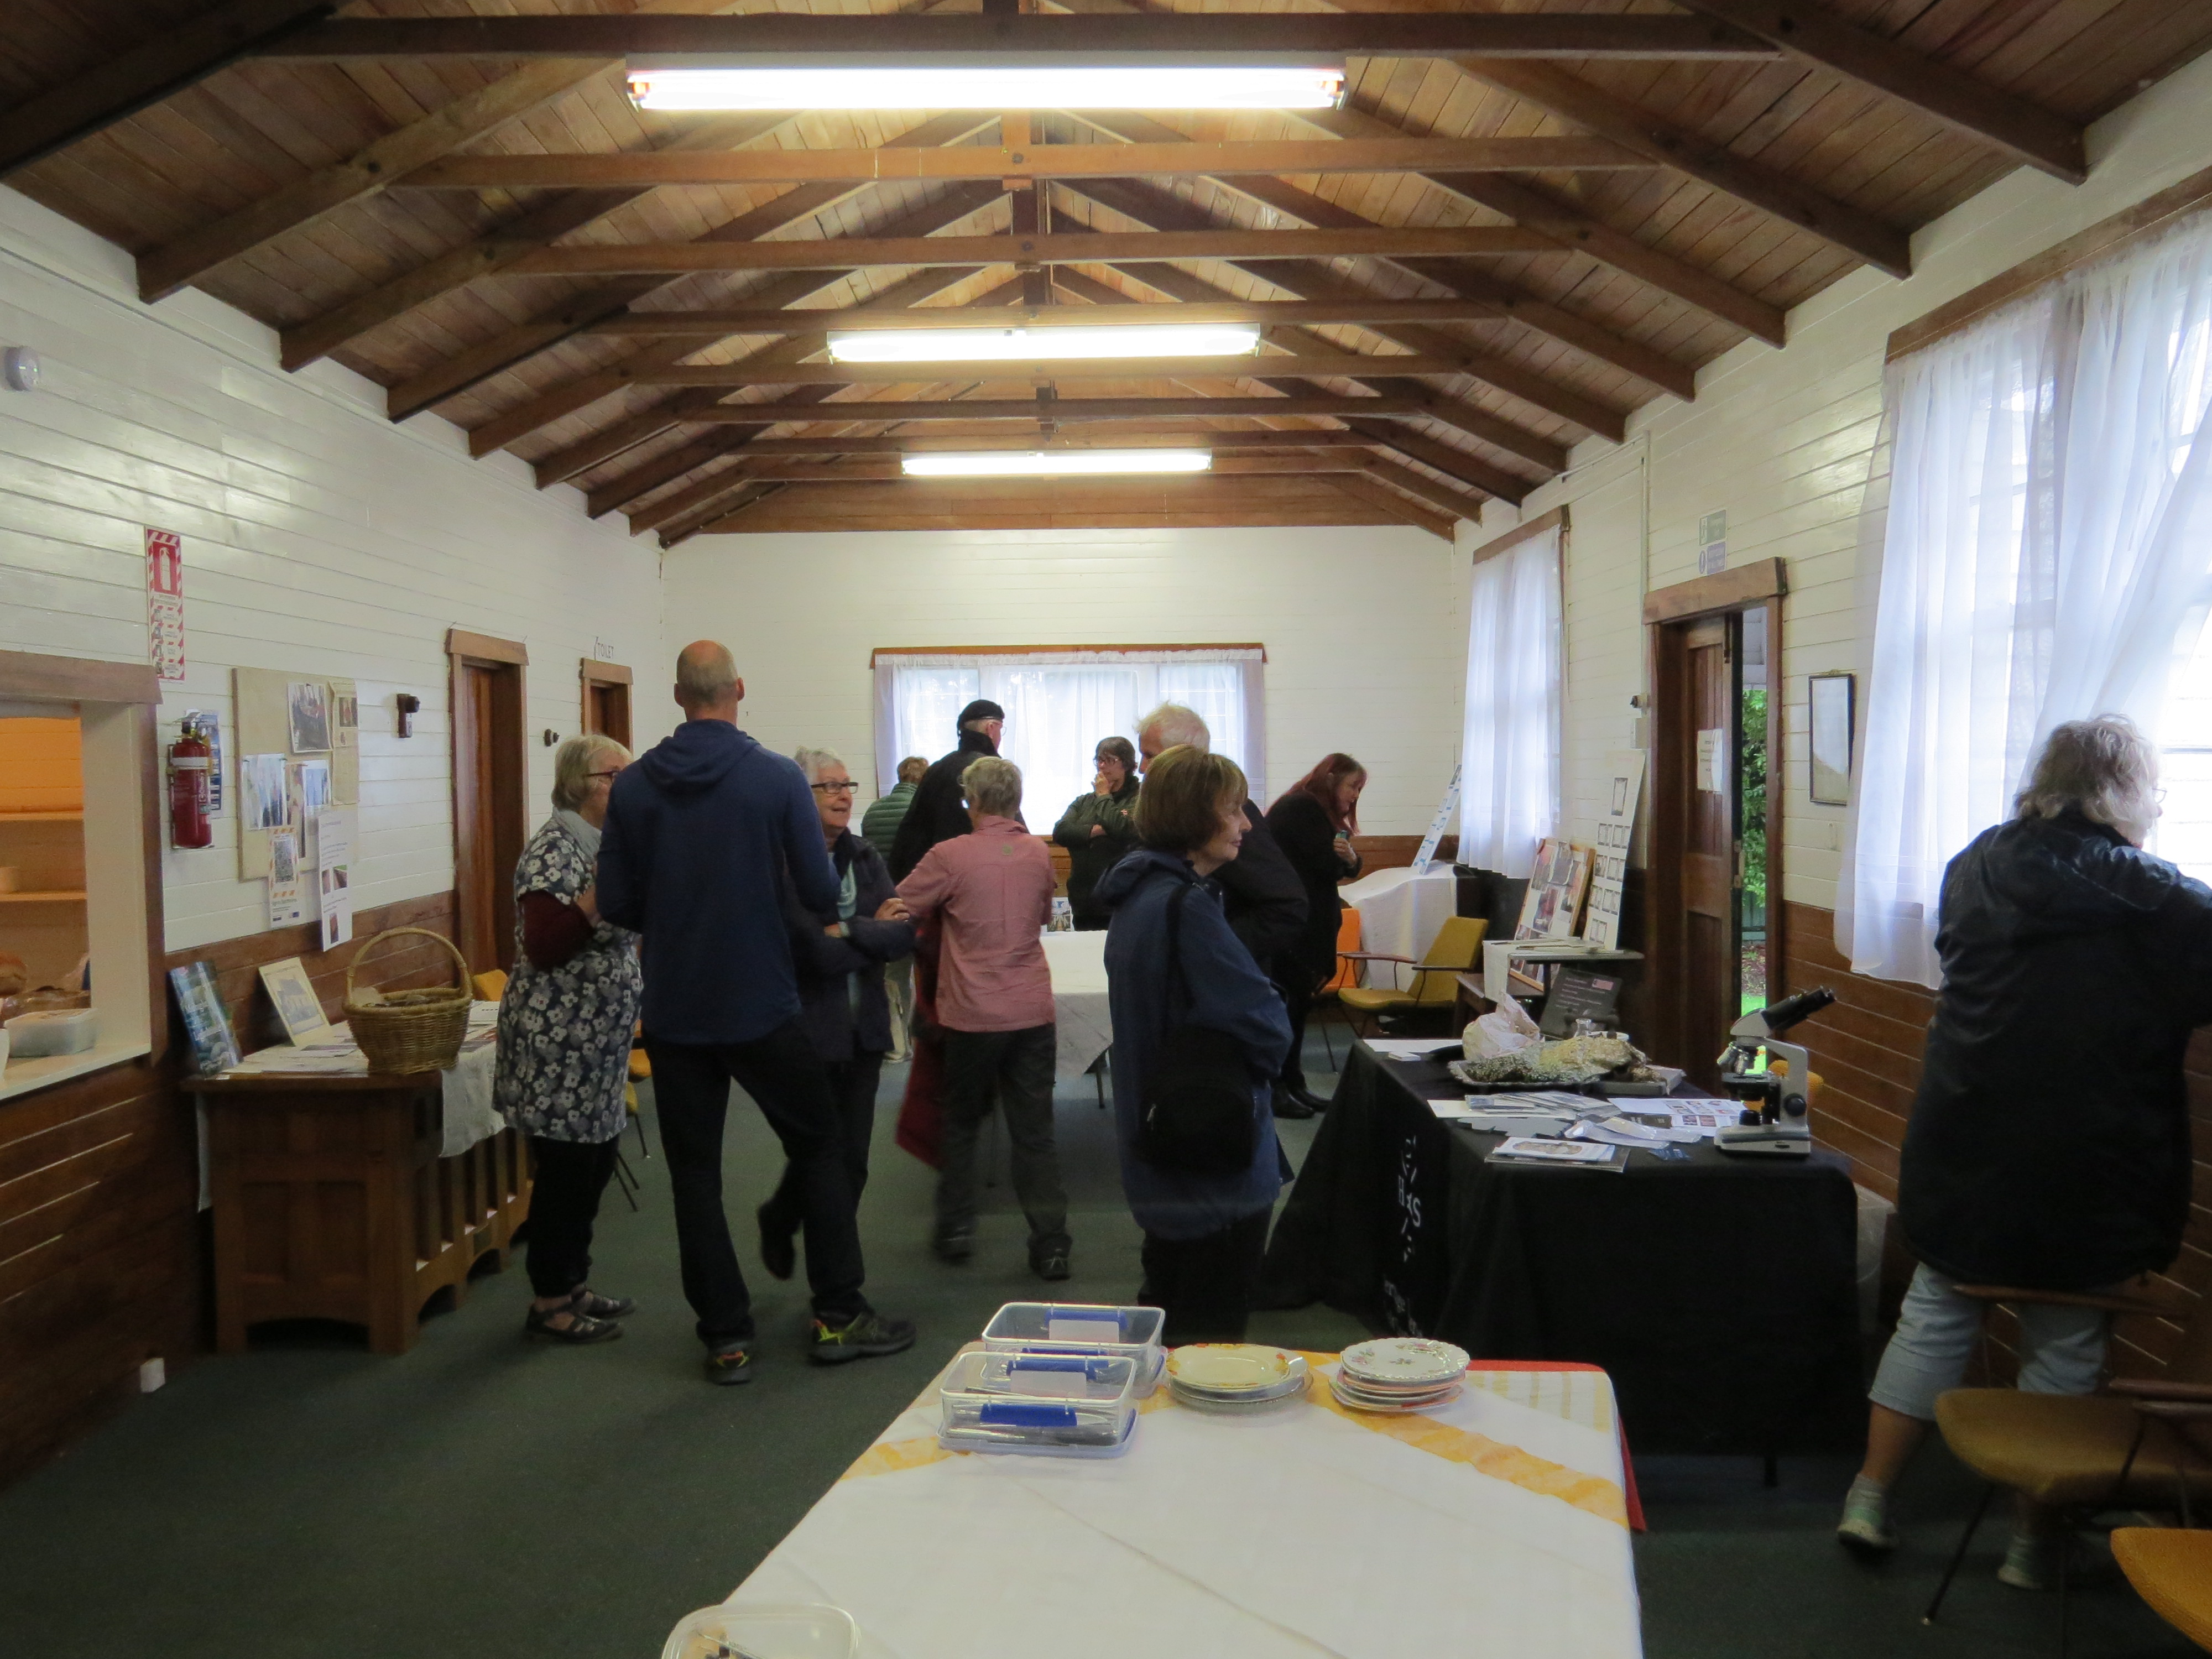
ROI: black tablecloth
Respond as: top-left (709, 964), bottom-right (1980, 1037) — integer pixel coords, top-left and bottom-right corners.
top-left (1261, 1042), bottom-right (1866, 1455)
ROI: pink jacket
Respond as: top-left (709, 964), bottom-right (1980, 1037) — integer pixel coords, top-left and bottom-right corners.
top-left (896, 816), bottom-right (1056, 1033)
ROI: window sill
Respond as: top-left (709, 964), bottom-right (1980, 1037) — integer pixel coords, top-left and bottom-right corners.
top-left (0, 1036), bottom-right (154, 1103)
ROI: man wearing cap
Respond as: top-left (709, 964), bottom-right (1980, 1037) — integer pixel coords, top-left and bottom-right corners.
top-left (889, 698), bottom-right (1009, 881)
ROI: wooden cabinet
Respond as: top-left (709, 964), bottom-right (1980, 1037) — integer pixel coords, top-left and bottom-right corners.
top-left (194, 1072), bottom-right (532, 1354)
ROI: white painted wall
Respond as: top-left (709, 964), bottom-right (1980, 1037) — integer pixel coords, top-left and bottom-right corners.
top-left (0, 187), bottom-right (664, 953)
top-left (659, 525), bottom-right (1468, 835)
top-left (1474, 47), bottom-right (2212, 915)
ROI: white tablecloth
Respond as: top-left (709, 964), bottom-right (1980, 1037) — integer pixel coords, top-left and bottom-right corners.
top-left (1042, 929), bottom-right (1112, 1080)
top-left (1340, 865), bottom-right (1460, 991)
top-left (722, 1351), bottom-right (1641, 1659)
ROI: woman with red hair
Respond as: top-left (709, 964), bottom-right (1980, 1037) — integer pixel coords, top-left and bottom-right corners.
top-left (1265, 754), bottom-right (1365, 1115)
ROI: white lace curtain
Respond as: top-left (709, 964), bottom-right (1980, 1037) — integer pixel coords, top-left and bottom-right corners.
top-left (1843, 212), bottom-right (2212, 987)
top-left (1458, 524), bottom-right (1563, 878)
top-left (872, 648), bottom-right (1266, 818)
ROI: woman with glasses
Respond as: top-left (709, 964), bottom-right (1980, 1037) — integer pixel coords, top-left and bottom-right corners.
top-left (1053, 735), bottom-right (1142, 930)
top-left (757, 748), bottom-right (917, 1284)
top-left (495, 733), bottom-right (644, 1344)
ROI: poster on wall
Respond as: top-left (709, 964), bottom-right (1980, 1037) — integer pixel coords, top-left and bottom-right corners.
top-left (240, 755), bottom-right (289, 831)
top-left (327, 676), bottom-right (359, 802)
top-left (145, 528), bottom-right (185, 683)
top-left (1580, 750), bottom-right (1647, 951)
top-left (287, 681), bottom-right (332, 753)
top-left (267, 831), bottom-right (306, 926)
top-left (316, 807), bottom-right (353, 950)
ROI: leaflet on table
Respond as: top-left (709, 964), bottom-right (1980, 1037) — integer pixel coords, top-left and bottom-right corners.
top-left (1486, 1136), bottom-right (1619, 1167)
top-left (1430, 1100), bottom-right (1578, 1134)
top-left (1366, 1037), bottom-right (1462, 1059)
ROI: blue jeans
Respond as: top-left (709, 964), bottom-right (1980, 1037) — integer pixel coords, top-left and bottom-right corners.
top-left (1868, 1263), bottom-right (2109, 1420)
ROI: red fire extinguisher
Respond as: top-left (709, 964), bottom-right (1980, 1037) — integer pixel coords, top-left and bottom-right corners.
top-left (169, 714), bottom-right (212, 849)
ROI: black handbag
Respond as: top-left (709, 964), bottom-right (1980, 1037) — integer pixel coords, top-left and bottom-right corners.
top-left (1134, 880), bottom-right (1261, 1177)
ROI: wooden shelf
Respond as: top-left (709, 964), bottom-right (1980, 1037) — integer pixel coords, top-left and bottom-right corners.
top-left (0, 812), bottom-right (83, 823)
top-left (0, 890), bottom-right (87, 903)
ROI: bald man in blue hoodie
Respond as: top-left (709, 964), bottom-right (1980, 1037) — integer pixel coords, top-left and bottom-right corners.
top-left (598, 641), bottom-right (915, 1383)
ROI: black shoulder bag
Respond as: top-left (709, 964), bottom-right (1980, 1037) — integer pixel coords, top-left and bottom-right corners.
top-left (1134, 880), bottom-right (1261, 1177)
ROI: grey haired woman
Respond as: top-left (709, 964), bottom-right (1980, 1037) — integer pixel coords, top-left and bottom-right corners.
top-left (494, 733), bottom-right (645, 1344)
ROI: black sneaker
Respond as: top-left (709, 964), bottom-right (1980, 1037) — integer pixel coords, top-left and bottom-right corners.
top-left (1030, 1241), bottom-right (1072, 1282)
top-left (570, 1288), bottom-right (636, 1319)
top-left (757, 1202), bottom-right (797, 1281)
top-left (525, 1304), bottom-right (622, 1344)
top-left (933, 1228), bottom-right (975, 1265)
top-left (810, 1311), bottom-right (917, 1365)
top-left (705, 1340), bottom-right (755, 1386)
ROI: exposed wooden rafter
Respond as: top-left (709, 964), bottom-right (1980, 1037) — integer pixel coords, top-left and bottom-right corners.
top-left (1322, 472), bottom-right (1456, 539)
top-left (674, 395), bottom-right (1432, 421)
top-left (254, 13), bottom-right (1782, 61)
top-left (1672, 0), bottom-right (2086, 183)
top-left (399, 135), bottom-right (1655, 190)
top-left (0, 0), bottom-right (331, 180)
top-left (629, 352), bottom-right (1582, 388)
top-left (582, 297), bottom-right (1549, 337)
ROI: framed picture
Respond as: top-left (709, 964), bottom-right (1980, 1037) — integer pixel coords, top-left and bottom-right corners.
top-left (258, 957), bottom-right (331, 1046)
top-left (1809, 672), bottom-right (1856, 807)
top-left (1513, 837), bottom-right (1594, 941)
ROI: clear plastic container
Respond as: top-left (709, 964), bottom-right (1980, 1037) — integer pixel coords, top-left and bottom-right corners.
top-left (979, 1302), bottom-right (1166, 1396)
top-left (938, 1349), bottom-right (1139, 1455)
top-left (661, 1602), bottom-right (857, 1659)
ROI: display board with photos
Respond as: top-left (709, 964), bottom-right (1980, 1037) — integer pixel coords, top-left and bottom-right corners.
top-left (1513, 837), bottom-right (1594, 941)
top-left (232, 669), bottom-right (359, 939)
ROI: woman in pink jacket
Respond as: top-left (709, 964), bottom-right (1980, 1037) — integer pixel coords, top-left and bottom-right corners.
top-left (897, 755), bottom-right (1071, 1280)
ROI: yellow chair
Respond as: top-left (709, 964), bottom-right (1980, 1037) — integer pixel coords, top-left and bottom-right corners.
top-left (1337, 916), bottom-right (1489, 1035)
top-left (2113, 1528), bottom-right (2212, 1651)
top-left (1924, 1283), bottom-right (2212, 1650)
top-left (471, 968), bottom-right (508, 1003)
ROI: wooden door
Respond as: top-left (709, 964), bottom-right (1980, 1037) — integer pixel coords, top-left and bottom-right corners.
top-left (447, 632), bottom-right (529, 975)
top-left (1681, 615), bottom-right (1739, 1087)
top-left (586, 679), bottom-right (630, 747)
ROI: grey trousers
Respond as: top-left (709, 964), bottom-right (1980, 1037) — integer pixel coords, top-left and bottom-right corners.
top-left (937, 1024), bottom-right (1069, 1249)
top-left (1868, 1263), bottom-right (2110, 1420)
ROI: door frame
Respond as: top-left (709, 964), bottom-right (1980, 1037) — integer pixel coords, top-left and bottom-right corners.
top-left (446, 628), bottom-right (529, 974)
top-left (580, 657), bottom-right (633, 748)
top-left (1643, 557), bottom-right (1787, 1071)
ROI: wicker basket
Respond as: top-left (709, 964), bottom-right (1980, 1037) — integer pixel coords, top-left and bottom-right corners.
top-left (344, 927), bottom-right (473, 1074)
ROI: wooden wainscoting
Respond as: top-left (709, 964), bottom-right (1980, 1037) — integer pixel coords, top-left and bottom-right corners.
top-left (1781, 900), bottom-right (2209, 1384)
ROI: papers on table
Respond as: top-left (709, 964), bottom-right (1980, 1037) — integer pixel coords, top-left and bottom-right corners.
top-left (1486, 1136), bottom-right (1620, 1170)
top-left (1367, 1037), bottom-right (1463, 1060)
top-left (224, 1031), bottom-right (369, 1076)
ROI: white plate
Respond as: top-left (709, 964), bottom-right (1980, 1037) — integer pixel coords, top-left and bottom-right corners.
top-left (1339, 1337), bottom-right (1471, 1388)
top-left (1329, 1376), bottom-right (1463, 1416)
top-left (1170, 1374), bottom-right (1309, 1412)
top-left (1166, 1344), bottom-right (1306, 1395)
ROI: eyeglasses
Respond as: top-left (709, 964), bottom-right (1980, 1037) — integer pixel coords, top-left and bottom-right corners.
top-left (587, 768), bottom-right (624, 780)
top-left (812, 781), bottom-right (860, 796)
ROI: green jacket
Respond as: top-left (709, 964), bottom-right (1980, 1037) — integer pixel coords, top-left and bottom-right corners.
top-left (860, 781), bottom-right (916, 862)
top-left (1053, 781), bottom-right (1141, 922)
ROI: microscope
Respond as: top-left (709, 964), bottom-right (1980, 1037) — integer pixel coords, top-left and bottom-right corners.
top-left (1714, 986), bottom-right (1837, 1156)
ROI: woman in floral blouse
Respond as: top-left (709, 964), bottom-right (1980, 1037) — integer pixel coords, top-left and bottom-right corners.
top-left (495, 733), bottom-right (644, 1344)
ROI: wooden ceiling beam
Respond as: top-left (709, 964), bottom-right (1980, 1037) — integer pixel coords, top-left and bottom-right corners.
top-left (1322, 472), bottom-right (1455, 540)
top-left (1292, 104), bottom-right (1786, 347)
top-left (462, 186), bottom-right (1000, 456)
top-left (0, 0), bottom-right (332, 180)
top-left (714, 430), bottom-right (1381, 456)
top-left (387, 124), bottom-right (997, 421)
top-left (631, 352), bottom-right (1556, 388)
top-left (1672, 0), bottom-right (2085, 184)
top-left (504, 225), bottom-right (1557, 276)
top-left (276, 112), bottom-right (795, 369)
top-left (644, 451), bottom-right (1385, 485)
top-left (681, 395), bottom-right (1427, 421)
top-left (402, 136), bottom-right (1655, 191)
top-left (1445, 56), bottom-right (1912, 278)
top-left (583, 297), bottom-right (1538, 337)
top-left (257, 14), bottom-right (1782, 61)
top-left (1344, 420), bottom-right (1522, 504)
top-left (1075, 109), bottom-right (1694, 399)
top-left (1054, 259), bottom-right (1563, 477)
top-left (1360, 457), bottom-right (1489, 523)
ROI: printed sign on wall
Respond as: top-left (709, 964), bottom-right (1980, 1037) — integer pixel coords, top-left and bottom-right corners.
top-left (145, 528), bottom-right (185, 682)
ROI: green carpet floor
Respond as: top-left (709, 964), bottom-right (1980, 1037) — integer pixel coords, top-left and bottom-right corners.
top-left (0, 1044), bottom-right (2195, 1658)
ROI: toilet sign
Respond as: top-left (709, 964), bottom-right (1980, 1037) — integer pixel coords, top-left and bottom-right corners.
top-left (145, 528), bottom-right (185, 681)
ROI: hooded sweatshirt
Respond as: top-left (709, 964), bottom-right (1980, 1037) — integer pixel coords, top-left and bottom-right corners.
top-left (1900, 810), bottom-right (2212, 1290)
top-left (1097, 846), bottom-right (1292, 1240)
top-left (889, 727), bottom-right (1000, 880)
top-left (597, 719), bottom-right (839, 1046)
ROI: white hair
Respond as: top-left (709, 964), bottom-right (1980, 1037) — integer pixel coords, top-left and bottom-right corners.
top-left (2016, 715), bottom-right (2161, 846)
top-left (792, 745), bottom-right (848, 784)
top-left (1137, 702), bottom-right (1209, 752)
top-left (552, 733), bottom-right (629, 810)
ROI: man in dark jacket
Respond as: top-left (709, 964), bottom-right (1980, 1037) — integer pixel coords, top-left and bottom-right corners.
top-left (598, 641), bottom-right (915, 1383)
top-left (761, 745), bottom-right (916, 1281)
top-left (1136, 703), bottom-right (1310, 1114)
top-left (1838, 715), bottom-right (2212, 1579)
top-left (889, 699), bottom-right (1004, 881)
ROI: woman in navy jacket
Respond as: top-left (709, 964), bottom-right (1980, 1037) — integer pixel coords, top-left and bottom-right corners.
top-left (759, 747), bottom-right (916, 1279)
top-left (1097, 744), bottom-right (1292, 1344)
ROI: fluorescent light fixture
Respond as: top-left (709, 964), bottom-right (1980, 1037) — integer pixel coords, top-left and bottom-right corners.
top-left (901, 449), bottom-right (1212, 478)
top-left (625, 64), bottom-right (1345, 112)
top-left (828, 325), bottom-right (1261, 364)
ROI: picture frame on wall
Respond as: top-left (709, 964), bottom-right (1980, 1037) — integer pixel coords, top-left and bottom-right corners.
top-left (1809, 672), bottom-right (1856, 807)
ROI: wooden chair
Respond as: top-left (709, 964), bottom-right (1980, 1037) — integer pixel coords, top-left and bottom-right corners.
top-left (470, 968), bottom-right (507, 1003)
top-left (1336, 916), bottom-right (1489, 1036)
top-left (1924, 1282), bottom-right (2212, 1653)
top-left (2112, 1527), bottom-right (2212, 1650)
top-left (1308, 906), bottom-right (1365, 1071)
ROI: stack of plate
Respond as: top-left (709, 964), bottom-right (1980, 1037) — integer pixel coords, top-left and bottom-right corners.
top-left (1164, 1344), bottom-right (1310, 1412)
top-left (1329, 1337), bottom-right (1471, 1414)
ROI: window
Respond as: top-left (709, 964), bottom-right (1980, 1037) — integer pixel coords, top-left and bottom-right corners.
top-left (872, 647), bottom-right (1266, 817)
